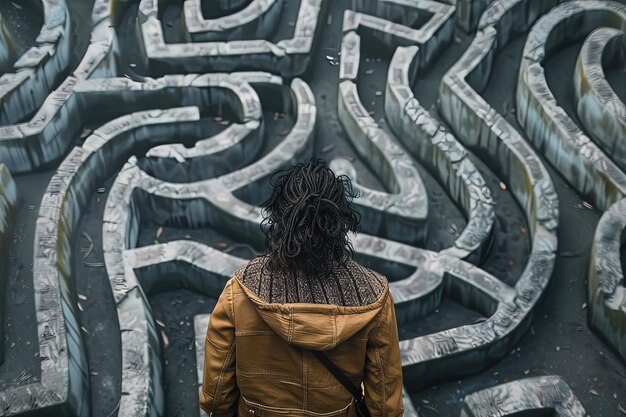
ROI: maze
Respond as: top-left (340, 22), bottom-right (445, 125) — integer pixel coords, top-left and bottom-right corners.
top-left (0, 0), bottom-right (625, 416)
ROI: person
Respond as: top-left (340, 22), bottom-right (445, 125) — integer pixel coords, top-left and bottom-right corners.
top-left (200, 159), bottom-right (404, 416)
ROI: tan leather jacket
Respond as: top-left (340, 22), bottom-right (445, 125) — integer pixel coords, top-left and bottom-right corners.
top-left (200, 274), bottom-right (404, 416)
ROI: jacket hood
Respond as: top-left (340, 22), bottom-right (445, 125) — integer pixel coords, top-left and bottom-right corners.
top-left (234, 277), bottom-right (389, 351)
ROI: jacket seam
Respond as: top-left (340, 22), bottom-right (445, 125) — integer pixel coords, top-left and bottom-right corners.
top-left (303, 350), bottom-right (308, 410)
top-left (242, 396), bottom-right (352, 416)
top-left (210, 282), bottom-right (236, 416)
top-left (374, 345), bottom-right (387, 415)
top-left (210, 340), bottom-right (235, 415)
top-left (288, 306), bottom-right (294, 343)
top-left (236, 368), bottom-right (300, 380)
top-left (235, 330), bottom-right (277, 336)
top-left (229, 280), bottom-right (236, 322)
top-left (370, 292), bottom-right (390, 415)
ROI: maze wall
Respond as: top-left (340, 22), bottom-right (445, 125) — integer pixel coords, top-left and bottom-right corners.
top-left (0, 0), bottom-right (625, 416)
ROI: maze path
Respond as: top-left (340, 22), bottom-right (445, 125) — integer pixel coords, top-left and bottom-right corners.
top-left (183, 0), bottom-right (283, 42)
top-left (386, 45), bottom-right (494, 261)
top-left (137, 0), bottom-right (323, 76)
top-left (0, 0), bottom-right (117, 174)
top-left (0, 165), bottom-right (16, 366)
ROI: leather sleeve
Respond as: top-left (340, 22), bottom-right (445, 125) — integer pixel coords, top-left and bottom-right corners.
top-left (200, 279), bottom-right (239, 416)
top-left (363, 291), bottom-right (404, 416)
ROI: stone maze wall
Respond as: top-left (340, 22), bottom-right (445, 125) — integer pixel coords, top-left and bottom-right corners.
top-left (0, 0), bottom-right (625, 416)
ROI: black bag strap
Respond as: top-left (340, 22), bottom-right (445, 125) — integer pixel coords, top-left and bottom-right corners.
top-left (309, 350), bottom-right (364, 402)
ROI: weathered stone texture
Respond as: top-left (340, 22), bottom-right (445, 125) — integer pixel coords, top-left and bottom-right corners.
top-left (434, 0), bottom-right (560, 389)
top-left (589, 197), bottom-right (626, 362)
top-left (136, 0), bottom-right (322, 76)
top-left (461, 376), bottom-right (586, 417)
top-left (0, 0), bottom-right (118, 174)
top-left (574, 27), bottom-right (626, 172)
top-left (517, 0), bottom-right (626, 210)
top-left (386, 44), bottom-right (494, 261)
top-left (184, 0), bottom-right (284, 42)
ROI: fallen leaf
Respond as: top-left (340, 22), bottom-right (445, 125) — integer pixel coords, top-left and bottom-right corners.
top-left (161, 330), bottom-right (170, 349)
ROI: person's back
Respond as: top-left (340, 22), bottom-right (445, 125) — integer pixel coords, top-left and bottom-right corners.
top-left (200, 159), bottom-right (404, 416)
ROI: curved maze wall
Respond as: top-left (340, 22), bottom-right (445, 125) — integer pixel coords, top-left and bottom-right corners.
top-left (0, 0), bottom-right (625, 416)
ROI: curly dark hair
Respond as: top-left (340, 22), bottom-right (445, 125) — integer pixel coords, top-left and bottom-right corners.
top-left (261, 159), bottom-right (361, 278)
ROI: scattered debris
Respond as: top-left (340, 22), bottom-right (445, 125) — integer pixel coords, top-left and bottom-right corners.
top-left (589, 389), bottom-right (599, 396)
top-left (502, 101), bottom-right (509, 114)
top-left (12, 370), bottom-right (29, 384)
top-left (81, 326), bottom-right (91, 335)
top-left (499, 181), bottom-right (507, 190)
top-left (156, 226), bottom-right (163, 239)
top-left (156, 319), bottom-right (166, 328)
top-left (84, 261), bottom-right (105, 268)
top-left (582, 201), bottom-right (593, 210)
top-left (524, 369), bottom-right (530, 375)
top-left (555, 346), bottom-right (561, 352)
top-left (559, 251), bottom-right (581, 257)
top-left (97, 187), bottom-right (106, 193)
top-left (90, 371), bottom-right (99, 376)
top-left (321, 143), bottom-right (336, 153)
top-left (619, 404), bottom-right (626, 415)
top-left (81, 232), bottom-right (94, 260)
top-left (365, 69), bottom-right (374, 75)
top-left (161, 330), bottom-right (170, 349)
top-left (421, 404), bottom-right (440, 415)
top-left (80, 128), bottom-right (93, 139)
top-left (375, 91), bottom-right (382, 97)
top-left (11, 2), bottom-right (23, 9)
top-left (129, 63), bottom-right (137, 68)
top-left (581, 303), bottom-right (587, 310)
top-left (78, 294), bottom-right (88, 302)
top-left (326, 14), bottom-right (332, 25)
top-left (530, 325), bottom-right (535, 336)
top-left (223, 243), bottom-right (260, 257)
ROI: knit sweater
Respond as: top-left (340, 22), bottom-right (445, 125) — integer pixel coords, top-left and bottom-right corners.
top-left (235, 255), bottom-right (387, 307)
